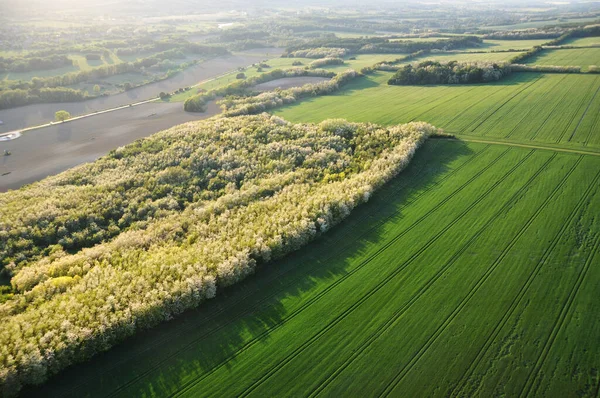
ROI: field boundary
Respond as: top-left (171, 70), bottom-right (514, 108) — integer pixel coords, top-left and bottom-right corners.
top-left (454, 136), bottom-right (600, 157)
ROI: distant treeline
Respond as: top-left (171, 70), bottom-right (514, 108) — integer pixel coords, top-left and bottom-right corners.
top-left (0, 54), bottom-right (72, 74)
top-left (283, 36), bottom-right (483, 56)
top-left (388, 61), bottom-right (511, 85)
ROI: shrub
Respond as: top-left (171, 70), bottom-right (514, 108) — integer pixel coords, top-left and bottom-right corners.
top-left (54, 110), bottom-right (71, 122)
top-left (236, 72), bottom-right (246, 79)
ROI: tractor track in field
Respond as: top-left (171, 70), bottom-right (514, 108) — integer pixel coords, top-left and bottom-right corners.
top-left (521, 236), bottom-right (600, 398)
top-left (501, 75), bottom-right (570, 140)
top-left (455, 136), bottom-right (600, 157)
top-left (378, 153), bottom-right (580, 398)
top-left (465, 75), bottom-right (544, 133)
top-left (448, 160), bottom-right (600, 398)
top-left (409, 86), bottom-right (480, 123)
top-left (442, 85), bottom-right (508, 129)
top-left (98, 142), bottom-right (489, 398)
top-left (233, 150), bottom-right (538, 397)
top-left (560, 77), bottom-right (600, 144)
top-left (528, 76), bottom-right (581, 141)
top-left (307, 151), bottom-right (556, 398)
top-left (169, 148), bottom-right (514, 397)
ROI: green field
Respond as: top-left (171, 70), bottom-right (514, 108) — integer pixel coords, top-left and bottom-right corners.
top-left (564, 36), bottom-right (600, 47)
top-left (525, 47), bottom-right (600, 68)
top-left (275, 72), bottom-right (600, 149)
top-left (471, 39), bottom-right (549, 51)
top-left (28, 140), bottom-right (600, 398)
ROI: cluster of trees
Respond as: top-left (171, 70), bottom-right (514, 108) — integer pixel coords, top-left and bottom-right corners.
top-left (0, 114), bottom-right (439, 396)
top-left (0, 55), bottom-right (72, 73)
top-left (184, 67), bottom-right (336, 112)
top-left (309, 57), bottom-right (344, 69)
top-left (0, 87), bottom-right (88, 110)
top-left (286, 47), bottom-right (349, 59)
top-left (219, 69), bottom-right (359, 116)
top-left (388, 61), bottom-right (511, 85)
top-left (510, 64), bottom-right (581, 73)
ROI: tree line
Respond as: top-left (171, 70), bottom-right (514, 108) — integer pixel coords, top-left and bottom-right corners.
top-left (388, 60), bottom-right (511, 85)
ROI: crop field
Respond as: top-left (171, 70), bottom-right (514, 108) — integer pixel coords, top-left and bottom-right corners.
top-left (564, 36), bottom-right (600, 46)
top-left (525, 47), bottom-right (600, 68)
top-left (26, 140), bottom-right (600, 398)
top-left (275, 72), bottom-right (600, 149)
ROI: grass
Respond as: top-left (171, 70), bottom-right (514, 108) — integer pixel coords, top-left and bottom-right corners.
top-left (525, 47), bottom-right (600, 69)
top-left (274, 72), bottom-right (600, 149)
top-left (25, 140), bottom-right (600, 398)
